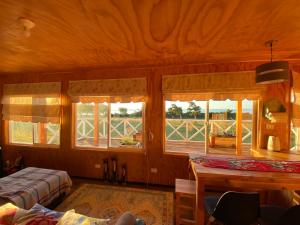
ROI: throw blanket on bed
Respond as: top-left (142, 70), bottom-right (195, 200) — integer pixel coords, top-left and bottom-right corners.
top-left (0, 167), bottom-right (72, 209)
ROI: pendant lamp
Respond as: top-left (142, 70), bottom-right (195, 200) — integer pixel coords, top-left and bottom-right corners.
top-left (256, 40), bottom-right (289, 84)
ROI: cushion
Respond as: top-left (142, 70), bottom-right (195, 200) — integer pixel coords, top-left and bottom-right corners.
top-left (114, 212), bottom-right (136, 225)
top-left (134, 219), bottom-right (145, 225)
top-left (14, 204), bottom-right (67, 225)
top-left (57, 210), bottom-right (109, 225)
top-left (0, 203), bottom-right (19, 225)
top-left (31, 204), bottom-right (64, 219)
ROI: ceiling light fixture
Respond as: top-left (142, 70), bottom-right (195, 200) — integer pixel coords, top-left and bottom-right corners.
top-left (18, 17), bottom-right (35, 37)
top-left (255, 40), bottom-right (289, 84)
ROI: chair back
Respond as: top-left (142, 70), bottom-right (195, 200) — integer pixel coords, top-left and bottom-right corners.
top-left (277, 205), bottom-right (300, 225)
top-left (212, 191), bottom-right (260, 225)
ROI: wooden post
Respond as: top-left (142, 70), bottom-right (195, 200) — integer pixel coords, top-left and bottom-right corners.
top-left (205, 101), bottom-right (209, 154)
top-left (108, 104), bottom-right (111, 147)
top-left (39, 123), bottom-right (47, 144)
top-left (236, 101), bottom-right (242, 155)
top-left (296, 128), bottom-right (300, 152)
top-left (94, 103), bottom-right (99, 146)
top-left (252, 101), bottom-right (258, 150)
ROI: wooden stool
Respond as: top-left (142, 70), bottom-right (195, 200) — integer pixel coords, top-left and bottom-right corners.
top-left (175, 179), bottom-right (196, 225)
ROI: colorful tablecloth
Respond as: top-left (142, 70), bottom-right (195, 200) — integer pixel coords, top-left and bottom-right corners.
top-left (192, 156), bottom-right (300, 173)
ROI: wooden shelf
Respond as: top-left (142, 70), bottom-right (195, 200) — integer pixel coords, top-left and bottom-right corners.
top-left (269, 112), bottom-right (288, 123)
top-left (176, 179), bottom-right (196, 225)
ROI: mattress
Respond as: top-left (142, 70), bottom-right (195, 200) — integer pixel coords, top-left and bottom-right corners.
top-left (0, 167), bottom-right (72, 209)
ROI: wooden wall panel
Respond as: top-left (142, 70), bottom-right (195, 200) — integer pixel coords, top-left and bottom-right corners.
top-left (1, 62), bottom-right (299, 186)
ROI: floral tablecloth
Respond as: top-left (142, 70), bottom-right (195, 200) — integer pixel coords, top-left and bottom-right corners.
top-left (192, 156), bottom-right (300, 173)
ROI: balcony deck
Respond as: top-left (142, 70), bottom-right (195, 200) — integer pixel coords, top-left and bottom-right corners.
top-left (77, 137), bottom-right (251, 156)
top-left (165, 141), bottom-right (251, 156)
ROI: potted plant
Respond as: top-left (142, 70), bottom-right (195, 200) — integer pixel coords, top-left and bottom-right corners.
top-left (120, 136), bottom-right (138, 147)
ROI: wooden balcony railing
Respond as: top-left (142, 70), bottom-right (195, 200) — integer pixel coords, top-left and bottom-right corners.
top-left (165, 119), bottom-right (253, 144)
top-left (45, 115), bottom-right (298, 151)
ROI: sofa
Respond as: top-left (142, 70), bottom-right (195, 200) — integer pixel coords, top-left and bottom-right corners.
top-left (0, 202), bottom-right (145, 225)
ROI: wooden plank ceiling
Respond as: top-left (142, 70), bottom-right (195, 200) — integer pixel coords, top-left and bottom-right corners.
top-left (1, 0), bottom-right (300, 73)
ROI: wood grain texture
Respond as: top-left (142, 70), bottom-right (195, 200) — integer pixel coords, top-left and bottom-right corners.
top-left (1, 0), bottom-right (300, 73)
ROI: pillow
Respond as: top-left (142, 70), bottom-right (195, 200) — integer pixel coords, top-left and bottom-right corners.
top-left (114, 212), bottom-right (136, 225)
top-left (57, 210), bottom-right (109, 225)
top-left (134, 219), bottom-right (145, 225)
top-left (0, 203), bottom-right (19, 225)
top-left (31, 204), bottom-right (64, 219)
top-left (14, 205), bottom-right (68, 225)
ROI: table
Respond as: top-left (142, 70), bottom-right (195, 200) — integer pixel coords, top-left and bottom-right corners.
top-left (189, 154), bottom-right (300, 225)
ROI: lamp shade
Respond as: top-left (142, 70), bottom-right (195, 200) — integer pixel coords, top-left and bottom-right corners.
top-left (256, 61), bottom-right (289, 84)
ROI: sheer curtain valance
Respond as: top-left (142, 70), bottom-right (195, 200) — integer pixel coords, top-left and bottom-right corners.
top-left (162, 71), bottom-right (265, 101)
top-left (68, 77), bottom-right (147, 103)
top-left (2, 82), bottom-right (61, 123)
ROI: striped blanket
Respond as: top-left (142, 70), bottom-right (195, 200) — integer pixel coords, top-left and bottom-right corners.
top-left (0, 167), bottom-right (72, 209)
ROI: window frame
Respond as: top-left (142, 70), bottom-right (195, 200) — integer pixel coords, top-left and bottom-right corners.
top-left (4, 93), bottom-right (62, 148)
top-left (71, 102), bottom-right (146, 152)
top-left (163, 98), bottom-right (258, 156)
top-left (5, 120), bottom-right (60, 148)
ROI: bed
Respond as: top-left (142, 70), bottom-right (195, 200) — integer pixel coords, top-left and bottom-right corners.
top-left (0, 167), bottom-right (72, 209)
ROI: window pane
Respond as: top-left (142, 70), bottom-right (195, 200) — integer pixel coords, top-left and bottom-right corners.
top-left (46, 123), bottom-right (60, 145)
top-left (9, 121), bottom-right (33, 144)
top-left (9, 121), bottom-right (60, 145)
top-left (291, 122), bottom-right (300, 152)
top-left (76, 103), bottom-right (108, 148)
top-left (242, 100), bottom-right (253, 151)
top-left (110, 102), bottom-right (143, 149)
top-left (165, 101), bottom-right (206, 154)
top-left (208, 100), bottom-right (237, 153)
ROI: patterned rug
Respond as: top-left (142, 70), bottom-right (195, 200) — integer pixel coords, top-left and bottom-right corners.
top-left (55, 184), bottom-right (174, 225)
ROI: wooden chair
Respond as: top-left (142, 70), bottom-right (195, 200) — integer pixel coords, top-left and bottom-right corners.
top-left (175, 179), bottom-right (196, 225)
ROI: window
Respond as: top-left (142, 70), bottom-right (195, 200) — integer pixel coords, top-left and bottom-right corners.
top-left (68, 77), bottom-right (147, 151)
top-left (2, 82), bottom-right (61, 147)
top-left (8, 97), bottom-right (60, 145)
top-left (291, 71), bottom-right (300, 152)
top-left (74, 101), bottom-right (144, 150)
top-left (164, 99), bottom-right (256, 155)
top-left (9, 121), bottom-right (60, 145)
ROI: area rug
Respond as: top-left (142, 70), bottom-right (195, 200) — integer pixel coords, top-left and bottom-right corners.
top-left (55, 184), bottom-right (174, 225)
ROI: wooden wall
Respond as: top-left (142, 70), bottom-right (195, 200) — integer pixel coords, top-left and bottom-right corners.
top-left (1, 62), bottom-right (299, 186)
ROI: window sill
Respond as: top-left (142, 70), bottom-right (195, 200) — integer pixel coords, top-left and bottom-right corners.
top-left (5, 143), bottom-right (60, 149)
top-left (163, 151), bottom-right (190, 157)
top-left (72, 146), bottom-right (145, 154)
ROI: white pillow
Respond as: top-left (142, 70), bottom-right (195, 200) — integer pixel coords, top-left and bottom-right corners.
top-left (57, 210), bottom-right (109, 225)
